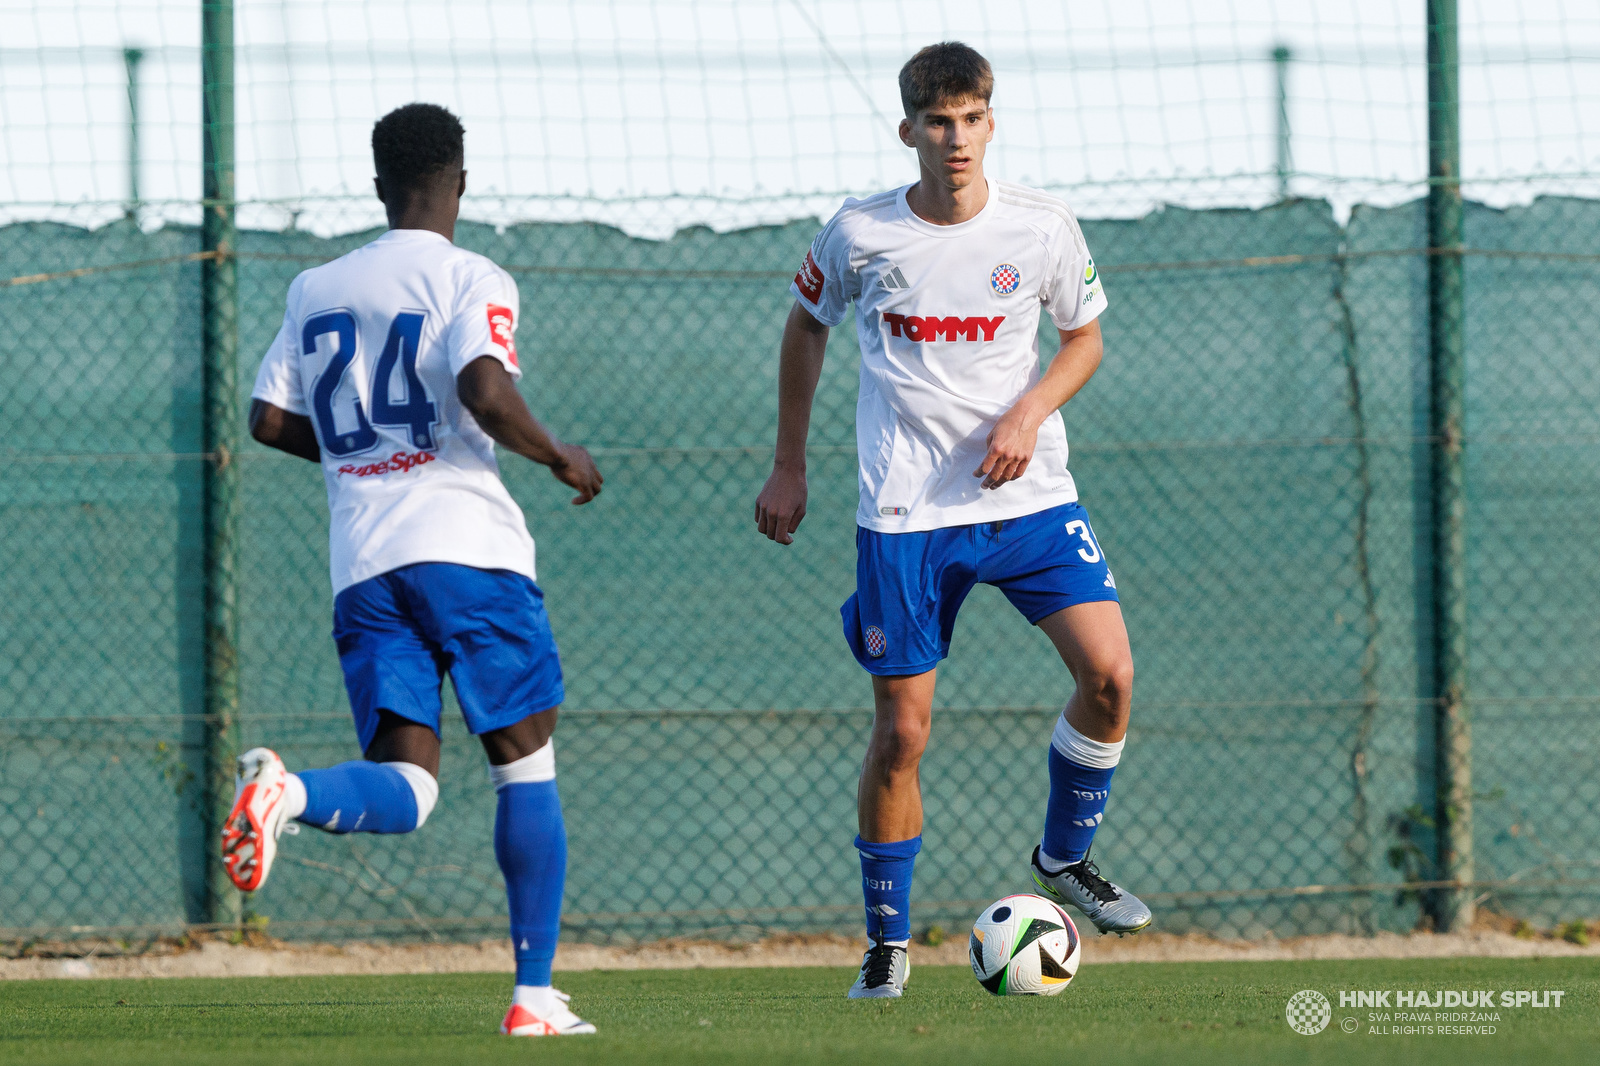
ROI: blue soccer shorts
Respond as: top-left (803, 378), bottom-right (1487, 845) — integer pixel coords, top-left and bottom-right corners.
top-left (332, 562), bottom-right (565, 751)
top-left (841, 500), bottom-right (1119, 677)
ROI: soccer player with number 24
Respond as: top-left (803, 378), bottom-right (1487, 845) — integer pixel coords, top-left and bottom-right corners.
top-left (227, 104), bottom-right (602, 1037)
top-left (755, 42), bottom-right (1153, 1000)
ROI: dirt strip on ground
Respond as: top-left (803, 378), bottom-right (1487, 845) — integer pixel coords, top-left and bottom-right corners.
top-left (5, 927), bottom-right (1600, 980)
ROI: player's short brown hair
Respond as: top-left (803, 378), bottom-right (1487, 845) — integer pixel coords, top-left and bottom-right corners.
top-left (898, 42), bottom-right (993, 118)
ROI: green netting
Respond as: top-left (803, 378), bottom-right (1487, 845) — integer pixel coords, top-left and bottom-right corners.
top-left (4, 194), bottom-right (1598, 943)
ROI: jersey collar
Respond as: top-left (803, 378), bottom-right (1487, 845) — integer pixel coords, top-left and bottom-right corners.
top-left (375, 228), bottom-right (454, 245)
top-left (895, 179), bottom-right (996, 238)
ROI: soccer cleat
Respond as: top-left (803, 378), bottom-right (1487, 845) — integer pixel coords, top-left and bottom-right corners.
top-left (1030, 845), bottom-right (1153, 935)
top-left (221, 747), bottom-right (297, 892)
top-left (500, 990), bottom-right (596, 1036)
top-left (847, 938), bottom-right (909, 999)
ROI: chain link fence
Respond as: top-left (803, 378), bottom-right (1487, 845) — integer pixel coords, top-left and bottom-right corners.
top-left (4, 191), bottom-right (1599, 948)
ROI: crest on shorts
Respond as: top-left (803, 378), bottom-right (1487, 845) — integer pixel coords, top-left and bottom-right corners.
top-left (990, 264), bottom-right (1021, 295)
top-left (864, 626), bottom-right (888, 658)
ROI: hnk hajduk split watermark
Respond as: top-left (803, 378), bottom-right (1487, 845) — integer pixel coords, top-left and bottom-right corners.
top-left (1285, 988), bottom-right (1566, 1036)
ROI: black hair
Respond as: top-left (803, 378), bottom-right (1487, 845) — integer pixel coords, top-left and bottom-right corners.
top-left (371, 103), bottom-right (465, 193)
top-left (898, 42), bottom-right (993, 117)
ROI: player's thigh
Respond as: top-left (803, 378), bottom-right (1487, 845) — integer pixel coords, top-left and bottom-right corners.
top-left (398, 563), bottom-right (566, 738)
top-left (479, 707), bottom-right (559, 766)
top-left (984, 501), bottom-right (1121, 633)
top-left (843, 525), bottom-right (977, 676)
top-left (332, 572), bottom-right (449, 753)
top-left (1036, 600), bottom-right (1133, 687)
top-left (364, 709), bottom-right (443, 776)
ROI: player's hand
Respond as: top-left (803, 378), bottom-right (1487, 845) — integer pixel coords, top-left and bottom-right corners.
top-left (755, 464), bottom-right (807, 545)
top-left (974, 403), bottom-right (1041, 489)
top-left (550, 443), bottom-right (603, 504)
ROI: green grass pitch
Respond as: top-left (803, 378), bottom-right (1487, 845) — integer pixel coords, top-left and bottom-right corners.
top-left (1, 958), bottom-right (1595, 1065)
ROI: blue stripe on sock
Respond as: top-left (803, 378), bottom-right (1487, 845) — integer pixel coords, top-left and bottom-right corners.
top-left (855, 834), bottom-right (920, 942)
top-left (296, 761), bottom-right (418, 834)
top-left (1041, 745), bottom-right (1116, 865)
top-left (495, 780), bottom-right (567, 988)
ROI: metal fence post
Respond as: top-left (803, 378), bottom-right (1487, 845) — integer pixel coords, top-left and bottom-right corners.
top-left (123, 45), bottom-right (143, 219)
top-left (1426, 0), bottom-right (1473, 932)
top-left (201, 0), bottom-right (241, 927)
top-left (1273, 44), bottom-right (1292, 202)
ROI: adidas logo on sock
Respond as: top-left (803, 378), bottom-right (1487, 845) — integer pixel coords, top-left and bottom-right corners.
top-left (1071, 812), bottom-right (1104, 827)
top-left (868, 904), bottom-right (900, 916)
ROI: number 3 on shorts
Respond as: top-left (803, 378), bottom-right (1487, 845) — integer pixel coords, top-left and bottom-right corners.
top-left (1064, 519), bottom-right (1102, 563)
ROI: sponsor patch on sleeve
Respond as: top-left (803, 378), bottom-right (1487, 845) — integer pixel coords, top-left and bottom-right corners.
top-left (487, 303), bottom-right (518, 367)
top-left (795, 249), bottom-right (825, 305)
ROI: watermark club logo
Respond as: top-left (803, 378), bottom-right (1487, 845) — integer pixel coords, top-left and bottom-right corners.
top-left (1286, 989), bottom-right (1332, 1035)
top-left (990, 263), bottom-right (1020, 295)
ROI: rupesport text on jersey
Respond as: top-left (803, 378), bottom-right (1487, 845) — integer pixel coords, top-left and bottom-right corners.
top-left (881, 313), bottom-right (1005, 342)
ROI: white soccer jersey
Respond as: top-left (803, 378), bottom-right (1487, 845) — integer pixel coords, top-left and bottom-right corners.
top-left (791, 180), bottom-right (1107, 532)
top-left (252, 228), bottom-right (535, 594)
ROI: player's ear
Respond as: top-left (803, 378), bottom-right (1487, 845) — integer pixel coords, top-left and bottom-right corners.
top-left (984, 108), bottom-right (995, 143)
top-left (898, 116), bottom-right (915, 148)
top-left (373, 176), bottom-right (387, 204)
top-left (457, 169), bottom-right (467, 198)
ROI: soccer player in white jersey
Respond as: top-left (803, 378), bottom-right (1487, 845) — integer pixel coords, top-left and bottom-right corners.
top-left (227, 104), bottom-right (602, 1036)
top-left (754, 44), bottom-right (1152, 999)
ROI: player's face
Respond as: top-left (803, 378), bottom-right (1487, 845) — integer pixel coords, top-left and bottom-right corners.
top-left (898, 96), bottom-right (994, 190)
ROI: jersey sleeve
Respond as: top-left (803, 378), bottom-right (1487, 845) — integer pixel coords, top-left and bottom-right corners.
top-left (1041, 228), bottom-right (1108, 332)
top-left (445, 263), bottom-right (522, 380)
top-left (789, 210), bottom-right (858, 327)
top-left (251, 279), bottom-right (309, 416)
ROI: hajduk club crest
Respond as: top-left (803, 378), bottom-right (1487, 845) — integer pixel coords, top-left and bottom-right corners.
top-left (990, 264), bottom-right (1021, 295)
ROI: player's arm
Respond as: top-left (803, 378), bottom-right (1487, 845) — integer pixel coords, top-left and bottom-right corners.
top-left (248, 399), bottom-right (322, 463)
top-left (456, 355), bottom-right (603, 504)
top-left (754, 301), bottom-right (830, 544)
top-left (975, 319), bottom-right (1103, 489)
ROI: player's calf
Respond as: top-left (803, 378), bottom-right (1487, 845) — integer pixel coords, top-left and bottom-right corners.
top-left (1031, 714), bottom-right (1151, 934)
top-left (221, 747), bottom-right (439, 892)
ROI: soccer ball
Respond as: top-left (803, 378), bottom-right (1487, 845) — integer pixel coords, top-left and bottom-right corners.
top-left (969, 893), bottom-right (1081, 996)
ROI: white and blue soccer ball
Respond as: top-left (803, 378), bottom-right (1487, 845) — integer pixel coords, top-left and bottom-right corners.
top-left (969, 893), bottom-right (1081, 996)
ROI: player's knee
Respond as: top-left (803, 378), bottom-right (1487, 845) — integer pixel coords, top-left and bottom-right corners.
top-left (1082, 655), bottom-right (1134, 715)
top-left (870, 717), bottom-right (930, 771)
top-left (382, 761), bottom-right (439, 828)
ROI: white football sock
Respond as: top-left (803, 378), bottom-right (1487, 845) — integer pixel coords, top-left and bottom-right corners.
top-left (488, 742), bottom-right (555, 789)
top-left (1050, 715), bottom-right (1125, 769)
top-left (381, 761), bottom-right (439, 827)
top-left (513, 984), bottom-right (558, 1014)
top-left (283, 772), bottom-right (308, 820)
top-left (1038, 849), bottom-right (1075, 874)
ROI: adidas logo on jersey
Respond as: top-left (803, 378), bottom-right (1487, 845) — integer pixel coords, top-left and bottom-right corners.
top-left (877, 265), bottom-right (910, 291)
top-left (882, 313), bottom-right (1004, 342)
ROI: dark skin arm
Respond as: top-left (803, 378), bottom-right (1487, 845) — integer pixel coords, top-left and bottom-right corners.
top-left (455, 356), bottom-right (603, 503)
top-left (248, 400), bottom-right (321, 462)
top-left (248, 357), bottom-right (603, 502)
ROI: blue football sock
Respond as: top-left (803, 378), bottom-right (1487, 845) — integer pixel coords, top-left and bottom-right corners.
top-left (297, 760), bottom-right (418, 834)
top-left (1040, 745), bottom-right (1116, 867)
top-left (495, 780), bottom-right (567, 988)
top-left (856, 834), bottom-right (920, 943)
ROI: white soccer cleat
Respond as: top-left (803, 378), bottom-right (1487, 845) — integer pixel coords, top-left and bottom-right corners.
top-left (500, 989), bottom-right (596, 1036)
top-left (1030, 846), bottom-right (1153, 935)
top-left (221, 747), bottom-right (296, 893)
top-left (847, 939), bottom-right (910, 999)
